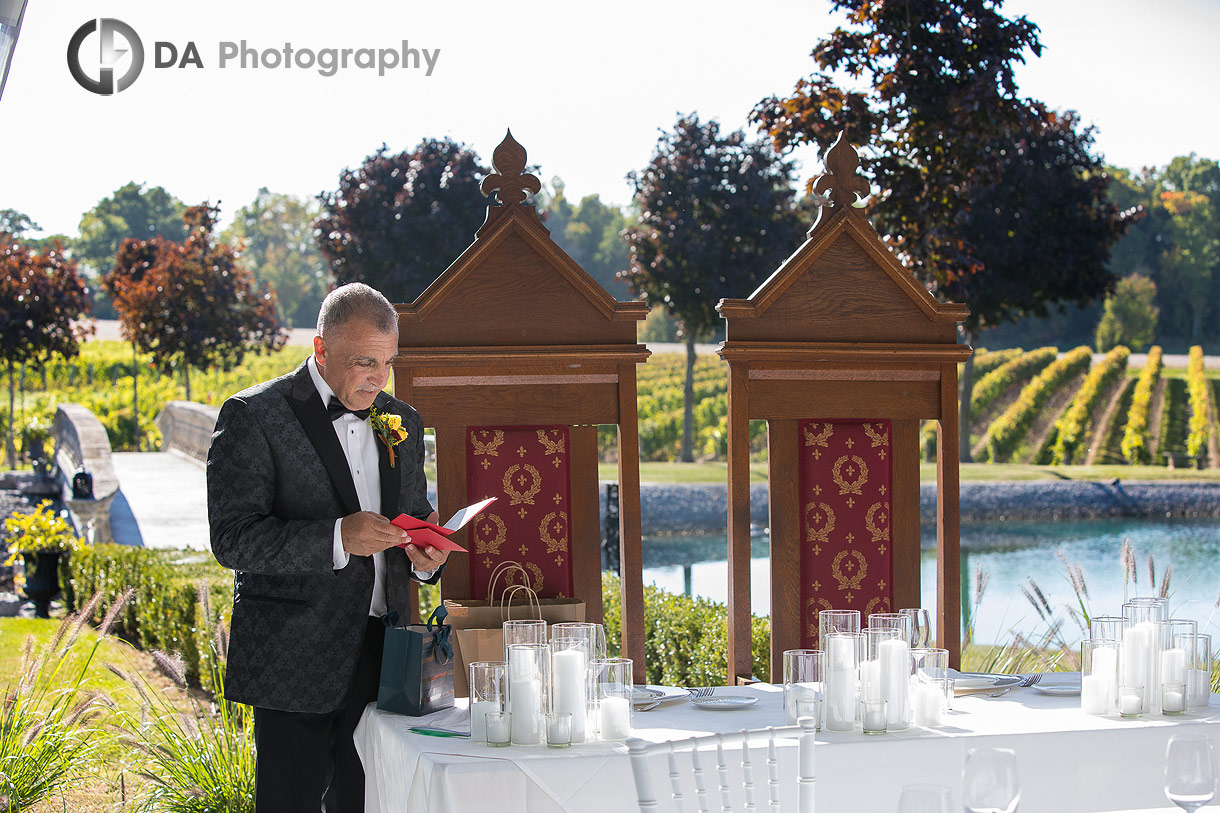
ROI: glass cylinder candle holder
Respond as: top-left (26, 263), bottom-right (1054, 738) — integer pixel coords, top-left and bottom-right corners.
top-left (1162, 682), bottom-right (1187, 715)
top-left (503, 619), bottom-right (547, 661)
top-left (550, 637), bottom-right (591, 743)
top-left (1122, 601), bottom-right (1166, 714)
top-left (506, 643), bottom-right (549, 745)
top-left (1089, 615), bottom-right (1126, 642)
top-left (871, 628), bottom-right (912, 730)
top-left (823, 632), bottom-right (861, 731)
top-left (485, 711), bottom-right (512, 747)
top-left (1119, 684), bottom-right (1144, 718)
top-left (860, 629), bottom-right (899, 703)
top-left (1187, 633), bottom-right (1212, 709)
top-left (818, 609), bottom-right (861, 651)
top-left (469, 660), bottom-right (506, 742)
top-left (1081, 638), bottom-right (1120, 716)
top-left (911, 648), bottom-right (949, 682)
top-left (899, 608), bottom-right (931, 648)
top-left (551, 622), bottom-right (607, 660)
top-left (862, 698), bottom-right (887, 734)
top-left (1161, 620), bottom-right (1196, 694)
top-left (869, 613), bottom-right (913, 645)
top-left (783, 649), bottom-right (823, 726)
top-left (912, 676), bottom-right (948, 727)
top-left (592, 657), bottom-right (633, 740)
top-left (546, 712), bottom-right (572, 748)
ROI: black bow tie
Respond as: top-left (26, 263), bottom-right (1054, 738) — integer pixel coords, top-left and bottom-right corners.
top-left (327, 397), bottom-right (370, 422)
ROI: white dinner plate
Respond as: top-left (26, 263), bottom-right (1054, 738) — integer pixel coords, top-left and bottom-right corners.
top-left (952, 674), bottom-right (1022, 693)
top-left (690, 695), bottom-right (759, 710)
top-left (1031, 681), bottom-right (1081, 696)
top-left (633, 685), bottom-right (691, 706)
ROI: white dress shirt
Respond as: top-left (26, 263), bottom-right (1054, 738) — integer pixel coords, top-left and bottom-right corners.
top-left (308, 356), bottom-right (430, 617)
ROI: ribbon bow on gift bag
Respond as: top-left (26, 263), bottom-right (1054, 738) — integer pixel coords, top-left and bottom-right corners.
top-left (377, 605), bottom-right (455, 716)
top-left (444, 562), bottom-right (586, 697)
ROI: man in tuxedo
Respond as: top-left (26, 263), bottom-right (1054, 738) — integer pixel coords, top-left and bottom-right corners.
top-left (207, 282), bottom-right (448, 812)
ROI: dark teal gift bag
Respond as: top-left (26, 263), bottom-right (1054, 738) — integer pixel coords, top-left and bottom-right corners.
top-left (377, 606), bottom-right (455, 716)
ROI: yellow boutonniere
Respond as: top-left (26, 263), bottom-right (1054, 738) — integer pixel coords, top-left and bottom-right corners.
top-left (369, 408), bottom-right (409, 467)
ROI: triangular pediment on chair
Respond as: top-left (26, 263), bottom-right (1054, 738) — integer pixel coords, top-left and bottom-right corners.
top-left (399, 205), bottom-right (646, 347)
top-left (717, 206), bottom-right (966, 345)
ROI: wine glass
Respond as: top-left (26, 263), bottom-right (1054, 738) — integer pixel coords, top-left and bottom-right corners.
top-left (1165, 736), bottom-right (1216, 812)
top-left (962, 747), bottom-right (1019, 813)
top-left (897, 784), bottom-right (952, 813)
top-left (900, 607), bottom-right (931, 648)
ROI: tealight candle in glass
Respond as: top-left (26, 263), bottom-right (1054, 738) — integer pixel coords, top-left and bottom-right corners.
top-left (469, 661), bottom-right (506, 743)
top-left (592, 657), bottom-right (633, 740)
top-left (485, 711), bottom-right (512, 747)
top-left (783, 649), bottom-right (823, 726)
top-left (1081, 638), bottom-right (1119, 716)
top-left (1162, 682), bottom-right (1187, 715)
top-left (862, 698), bottom-right (887, 734)
top-left (546, 712), bottom-right (572, 748)
top-left (1119, 684), bottom-right (1144, 718)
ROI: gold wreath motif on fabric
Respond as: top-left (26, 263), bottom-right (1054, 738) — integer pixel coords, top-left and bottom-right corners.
top-left (831, 454), bottom-right (868, 495)
top-left (806, 596), bottom-right (834, 640)
top-left (863, 423), bottom-right (889, 448)
top-left (503, 561), bottom-right (545, 593)
top-left (803, 423), bottom-right (833, 449)
top-left (471, 430), bottom-right (505, 456)
top-left (503, 464), bottom-right (542, 505)
top-left (474, 513), bottom-right (507, 555)
top-left (831, 549), bottom-right (867, 591)
top-left (539, 511), bottom-right (568, 553)
top-left (804, 502), bottom-right (836, 543)
top-left (536, 430), bottom-right (565, 456)
top-left (864, 596), bottom-right (890, 615)
top-left (864, 502), bottom-right (890, 543)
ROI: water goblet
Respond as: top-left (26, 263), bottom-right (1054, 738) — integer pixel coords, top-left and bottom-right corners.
top-left (1164, 736), bottom-right (1216, 812)
top-left (963, 747), bottom-right (1020, 813)
top-left (899, 607), bottom-right (931, 647)
top-left (897, 784), bottom-right (953, 813)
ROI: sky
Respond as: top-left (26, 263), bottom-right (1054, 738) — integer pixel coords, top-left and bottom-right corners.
top-left (1, 0), bottom-right (1217, 239)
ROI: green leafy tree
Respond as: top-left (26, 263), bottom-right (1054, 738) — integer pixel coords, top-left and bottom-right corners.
top-left (223, 188), bottom-right (331, 327)
top-left (1096, 273), bottom-right (1159, 352)
top-left (0, 208), bottom-right (39, 236)
top-left (316, 138), bottom-right (489, 302)
top-left (106, 204), bottom-right (286, 402)
top-left (0, 234), bottom-right (91, 465)
top-left (538, 179), bottom-right (633, 299)
top-left (752, 0), bottom-right (1132, 460)
top-left (76, 183), bottom-right (188, 318)
top-left (624, 113), bottom-right (805, 461)
top-left (1158, 183), bottom-right (1218, 342)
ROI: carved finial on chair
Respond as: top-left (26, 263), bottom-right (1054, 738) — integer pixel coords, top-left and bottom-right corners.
top-left (480, 129), bottom-right (542, 206)
top-left (812, 131), bottom-right (871, 212)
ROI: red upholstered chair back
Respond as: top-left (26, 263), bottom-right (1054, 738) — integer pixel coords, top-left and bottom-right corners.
top-left (798, 419), bottom-right (894, 650)
top-left (466, 425), bottom-right (573, 600)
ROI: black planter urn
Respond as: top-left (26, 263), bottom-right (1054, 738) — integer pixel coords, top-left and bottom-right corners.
top-left (21, 550), bottom-right (64, 618)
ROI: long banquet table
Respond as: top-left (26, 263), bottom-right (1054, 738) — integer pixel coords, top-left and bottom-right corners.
top-left (354, 681), bottom-right (1220, 812)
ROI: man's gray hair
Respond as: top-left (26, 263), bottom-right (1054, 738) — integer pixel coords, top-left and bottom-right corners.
top-left (317, 283), bottom-right (398, 337)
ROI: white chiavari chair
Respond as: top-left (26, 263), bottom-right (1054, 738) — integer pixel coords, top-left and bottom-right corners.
top-left (627, 718), bottom-right (817, 813)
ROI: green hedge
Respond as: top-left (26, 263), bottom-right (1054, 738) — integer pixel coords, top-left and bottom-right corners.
top-left (62, 544), bottom-right (233, 693)
top-left (972, 347), bottom-right (1023, 379)
top-left (970, 347), bottom-right (1056, 417)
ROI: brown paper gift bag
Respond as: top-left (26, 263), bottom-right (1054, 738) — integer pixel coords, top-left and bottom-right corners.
top-left (445, 562), bottom-right (585, 697)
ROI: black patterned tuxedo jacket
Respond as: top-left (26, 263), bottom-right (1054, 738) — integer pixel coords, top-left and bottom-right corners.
top-left (207, 359), bottom-right (438, 714)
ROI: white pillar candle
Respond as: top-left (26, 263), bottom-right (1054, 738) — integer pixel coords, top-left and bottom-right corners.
top-left (877, 638), bottom-right (911, 728)
top-left (824, 667), bottom-right (856, 730)
top-left (598, 696), bottom-right (632, 740)
top-left (1160, 647), bottom-right (1188, 686)
top-left (551, 649), bottom-right (587, 742)
top-left (1082, 646), bottom-right (1118, 715)
top-left (827, 635), bottom-right (854, 669)
top-left (470, 699), bottom-right (496, 742)
top-left (1123, 622), bottom-right (1160, 713)
top-left (912, 681), bottom-right (944, 727)
top-left (509, 647), bottom-right (537, 681)
top-left (861, 658), bottom-right (883, 702)
top-left (510, 678), bottom-right (542, 744)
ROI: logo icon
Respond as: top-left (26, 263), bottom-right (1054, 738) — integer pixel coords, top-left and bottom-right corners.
top-left (67, 18), bottom-right (144, 94)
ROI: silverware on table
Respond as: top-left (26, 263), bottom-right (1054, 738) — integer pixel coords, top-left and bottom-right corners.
top-left (988, 673), bottom-right (1043, 697)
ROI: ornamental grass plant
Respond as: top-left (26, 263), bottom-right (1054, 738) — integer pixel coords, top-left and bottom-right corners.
top-left (0, 592), bottom-right (124, 812)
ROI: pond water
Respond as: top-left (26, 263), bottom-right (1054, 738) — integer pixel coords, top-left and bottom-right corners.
top-left (638, 517), bottom-right (1220, 646)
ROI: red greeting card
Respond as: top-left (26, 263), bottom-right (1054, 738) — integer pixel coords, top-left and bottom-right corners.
top-left (390, 497), bottom-right (496, 553)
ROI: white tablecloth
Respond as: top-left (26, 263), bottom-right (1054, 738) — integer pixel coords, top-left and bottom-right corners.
top-left (354, 683), bottom-right (1220, 812)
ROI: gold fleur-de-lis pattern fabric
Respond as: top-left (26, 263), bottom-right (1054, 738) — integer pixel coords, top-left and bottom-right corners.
top-left (798, 419), bottom-right (893, 649)
top-left (468, 425), bottom-right (572, 599)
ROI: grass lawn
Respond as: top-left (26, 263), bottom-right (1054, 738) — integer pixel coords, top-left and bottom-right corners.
top-left (1, 616), bottom-right (195, 813)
